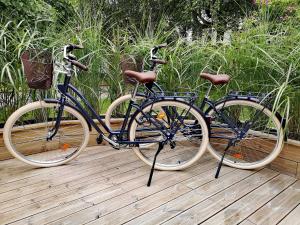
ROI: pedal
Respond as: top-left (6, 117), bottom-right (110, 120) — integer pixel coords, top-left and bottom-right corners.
top-left (111, 144), bottom-right (121, 150)
top-left (170, 141), bottom-right (176, 149)
top-left (96, 135), bottom-right (103, 144)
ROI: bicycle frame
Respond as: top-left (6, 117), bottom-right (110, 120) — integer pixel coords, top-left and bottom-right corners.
top-left (45, 72), bottom-right (192, 147)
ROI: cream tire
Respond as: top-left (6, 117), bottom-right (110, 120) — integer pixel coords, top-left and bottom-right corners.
top-left (3, 101), bottom-right (90, 167)
top-left (207, 99), bottom-right (284, 169)
top-left (129, 100), bottom-right (209, 171)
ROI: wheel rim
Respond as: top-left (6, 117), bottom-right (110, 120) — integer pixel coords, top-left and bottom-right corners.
top-left (207, 100), bottom-right (283, 169)
top-left (130, 100), bottom-right (208, 170)
top-left (5, 102), bottom-right (88, 166)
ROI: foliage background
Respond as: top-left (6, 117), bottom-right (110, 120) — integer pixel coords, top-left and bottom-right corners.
top-left (0, 0), bottom-right (299, 140)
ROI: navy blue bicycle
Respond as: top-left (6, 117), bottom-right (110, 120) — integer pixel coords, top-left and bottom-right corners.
top-left (3, 44), bottom-right (210, 181)
top-left (106, 44), bottom-right (285, 176)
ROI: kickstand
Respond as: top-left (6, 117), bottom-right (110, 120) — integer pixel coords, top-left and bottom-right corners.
top-left (147, 142), bottom-right (165, 187)
top-left (215, 140), bottom-right (234, 179)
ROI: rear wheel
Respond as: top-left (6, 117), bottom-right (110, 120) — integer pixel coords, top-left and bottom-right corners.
top-left (3, 101), bottom-right (90, 167)
top-left (105, 94), bottom-right (145, 130)
top-left (128, 100), bottom-right (209, 170)
top-left (207, 99), bottom-right (284, 169)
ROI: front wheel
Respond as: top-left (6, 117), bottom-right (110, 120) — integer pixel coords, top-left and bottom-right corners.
top-left (206, 99), bottom-right (284, 169)
top-left (128, 100), bottom-right (209, 170)
top-left (3, 101), bottom-right (90, 167)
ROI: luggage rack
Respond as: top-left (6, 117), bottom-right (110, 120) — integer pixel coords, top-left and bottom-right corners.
top-left (227, 90), bottom-right (274, 103)
top-left (150, 91), bottom-right (198, 102)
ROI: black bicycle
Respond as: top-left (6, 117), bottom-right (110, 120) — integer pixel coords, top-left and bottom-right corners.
top-left (106, 44), bottom-right (285, 176)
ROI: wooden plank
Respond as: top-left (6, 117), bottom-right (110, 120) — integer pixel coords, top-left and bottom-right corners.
top-left (278, 204), bottom-right (300, 225)
top-left (0, 145), bottom-right (116, 183)
top-left (268, 156), bottom-right (298, 177)
top-left (278, 143), bottom-right (300, 162)
top-left (0, 146), bottom-right (207, 201)
top-left (1, 151), bottom-right (212, 213)
top-left (43, 162), bottom-right (225, 225)
top-left (0, 148), bottom-right (201, 212)
top-left (0, 148), bottom-right (132, 193)
top-left (0, 165), bottom-right (150, 224)
top-left (7, 157), bottom-right (218, 225)
top-left (297, 163), bottom-right (300, 179)
top-left (245, 180), bottom-right (300, 225)
top-left (200, 174), bottom-right (296, 225)
top-left (160, 169), bottom-right (278, 225)
top-left (0, 159), bottom-right (144, 212)
top-left (84, 168), bottom-right (256, 225)
top-left (0, 147), bottom-right (130, 185)
top-left (239, 219), bottom-right (257, 225)
top-left (0, 149), bottom-right (138, 199)
top-left (0, 147), bottom-right (119, 184)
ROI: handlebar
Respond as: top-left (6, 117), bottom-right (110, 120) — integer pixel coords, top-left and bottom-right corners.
top-left (156, 43), bottom-right (168, 49)
top-left (150, 59), bottom-right (167, 65)
top-left (66, 44), bottom-right (84, 52)
top-left (150, 43), bottom-right (167, 69)
top-left (68, 59), bottom-right (89, 71)
top-left (151, 43), bottom-right (167, 57)
top-left (63, 44), bottom-right (88, 71)
top-left (61, 43), bottom-right (167, 72)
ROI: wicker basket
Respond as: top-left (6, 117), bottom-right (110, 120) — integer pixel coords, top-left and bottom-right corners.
top-left (21, 49), bottom-right (53, 90)
top-left (120, 55), bottom-right (144, 85)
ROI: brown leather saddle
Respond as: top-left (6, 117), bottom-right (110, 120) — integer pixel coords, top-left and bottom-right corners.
top-left (200, 72), bottom-right (231, 85)
top-left (124, 70), bottom-right (230, 85)
top-left (124, 70), bottom-right (156, 83)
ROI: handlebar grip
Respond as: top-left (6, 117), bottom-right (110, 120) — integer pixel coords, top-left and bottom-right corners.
top-left (157, 43), bottom-right (167, 49)
top-left (69, 59), bottom-right (88, 71)
top-left (71, 44), bottom-right (84, 49)
top-left (150, 59), bottom-right (167, 65)
top-left (66, 44), bottom-right (84, 52)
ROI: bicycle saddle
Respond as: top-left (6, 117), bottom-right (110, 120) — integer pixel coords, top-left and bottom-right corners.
top-left (124, 70), bottom-right (156, 83)
top-left (200, 73), bottom-right (230, 85)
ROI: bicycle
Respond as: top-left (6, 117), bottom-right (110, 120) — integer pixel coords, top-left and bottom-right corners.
top-left (106, 44), bottom-right (285, 176)
top-left (3, 44), bottom-right (209, 185)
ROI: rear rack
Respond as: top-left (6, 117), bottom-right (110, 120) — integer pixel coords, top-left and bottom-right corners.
top-left (227, 91), bottom-right (274, 104)
top-left (147, 91), bottom-right (197, 103)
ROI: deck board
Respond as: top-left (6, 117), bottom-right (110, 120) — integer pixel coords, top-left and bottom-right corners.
top-left (246, 180), bottom-right (300, 225)
top-left (278, 204), bottom-right (300, 225)
top-left (200, 174), bottom-right (297, 225)
top-left (0, 145), bottom-right (298, 225)
top-left (160, 168), bottom-right (278, 225)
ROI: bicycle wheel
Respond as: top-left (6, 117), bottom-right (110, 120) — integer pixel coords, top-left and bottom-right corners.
top-left (105, 94), bottom-right (145, 130)
top-left (128, 99), bottom-right (209, 170)
top-left (3, 101), bottom-right (90, 167)
top-left (207, 99), bottom-right (284, 169)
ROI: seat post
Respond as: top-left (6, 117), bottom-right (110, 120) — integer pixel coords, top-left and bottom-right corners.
top-left (205, 83), bottom-right (213, 99)
top-left (131, 82), bottom-right (139, 101)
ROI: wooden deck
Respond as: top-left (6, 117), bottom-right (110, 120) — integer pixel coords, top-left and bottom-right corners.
top-left (0, 146), bottom-right (299, 225)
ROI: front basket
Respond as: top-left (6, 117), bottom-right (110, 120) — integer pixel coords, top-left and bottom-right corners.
top-left (21, 49), bottom-right (53, 90)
